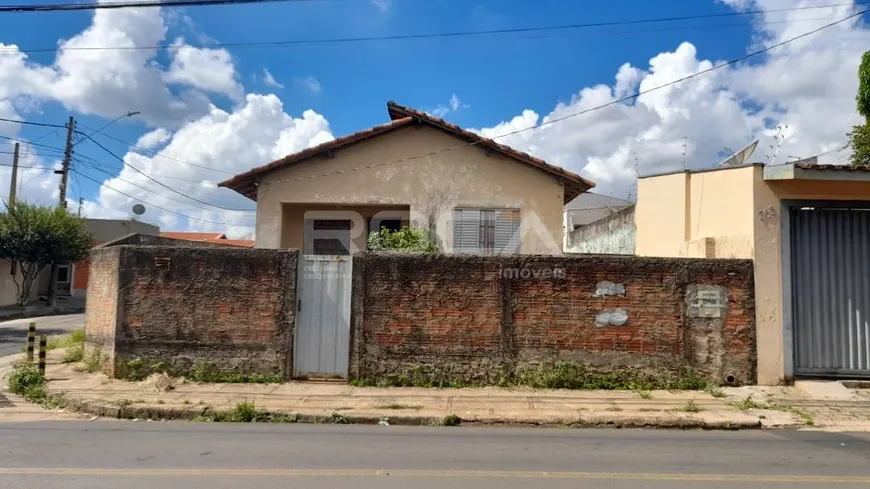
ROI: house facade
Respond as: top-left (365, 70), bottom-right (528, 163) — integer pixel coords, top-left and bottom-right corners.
top-left (219, 101), bottom-right (595, 255)
top-left (635, 160), bottom-right (870, 385)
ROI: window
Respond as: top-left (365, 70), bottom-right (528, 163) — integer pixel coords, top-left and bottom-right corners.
top-left (56, 265), bottom-right (70, 283)
top-left (368, 218), bottom-right (402, 235)
top-left (305, 219), bottom-right (351, 256)
top-left (453, 208), bottom-right (520, 254)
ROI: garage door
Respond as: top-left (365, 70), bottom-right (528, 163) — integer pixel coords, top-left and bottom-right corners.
top-left (792, 206), bottom-right (870, 378)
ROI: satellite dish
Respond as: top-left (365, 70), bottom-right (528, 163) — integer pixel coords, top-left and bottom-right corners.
top-left (717, 140), bottom-right (758, 167)
top-left (132, 204), bottom-right (146, 215)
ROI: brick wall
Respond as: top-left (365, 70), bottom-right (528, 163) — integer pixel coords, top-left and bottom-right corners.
top-left (350, 253), bottom-right (755, 385)
top-left (84, 247), bottom-right (121, 374)
top-left (85, 245), bottom-right (298, 378)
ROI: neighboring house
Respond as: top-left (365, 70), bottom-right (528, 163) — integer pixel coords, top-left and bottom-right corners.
top-left (563, 193), bottom-right (634, 231)
top-left (634, 158), bottom-right (870, 385)
top-left (219, 101), bottom-right (596, 255)
top-left (566, 205), bottom-right (635, 254)
top-left (159, 231), bottom-right (255, 248)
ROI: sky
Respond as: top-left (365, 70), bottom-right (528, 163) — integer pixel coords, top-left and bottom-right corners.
top-left (0, 0), bottom-right (867, 238)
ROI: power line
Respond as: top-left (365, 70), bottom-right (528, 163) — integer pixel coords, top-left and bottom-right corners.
top-left (75, 133), bottom-right (255, 212)
top-left (76, 154), bottom-right (226, 184)
top-left (71, 168), bottom-right (255, 227)
top-left (74, 157), bottom-right (254, 213)
top-left (259, 6), bottom-right (870, 188)
top-left (2, 2), bottom-right (866, 54)
top-left (79, 129), bottom-right (236, 175)
top-left (0, 0), bottom-right (324, 14)
top-left (0, 161), bottom-right (54, 170)
top-left (0, 116), bottom-right (67, 129)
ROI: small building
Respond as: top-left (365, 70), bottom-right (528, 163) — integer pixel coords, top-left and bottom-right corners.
top-left (219, 101), bottom-right (596, 255)
top-left (635, 159), bottom-right (870, 384)
top-left (159, 231), bottom-right (254, 248)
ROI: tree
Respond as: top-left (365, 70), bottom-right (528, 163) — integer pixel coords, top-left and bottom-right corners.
top-left (849, 50), bottom-right (870, 166)
top-left (0, 201), bottom-right (94, 306)
top-left (367, 226), bottom-right (438, 252)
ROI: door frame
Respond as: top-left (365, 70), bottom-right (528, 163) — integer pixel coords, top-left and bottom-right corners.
top-left (782, 199), bottom-right (870, 380)
top-left (293, 254), bottom-right (353, 380)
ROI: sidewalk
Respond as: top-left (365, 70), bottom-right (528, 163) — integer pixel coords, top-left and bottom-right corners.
top-left (4, 350), bottom-right (869, 429)
top-left (0, 297), bottom-right (85, 321)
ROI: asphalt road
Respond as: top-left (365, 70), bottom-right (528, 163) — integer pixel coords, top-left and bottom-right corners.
top-left (0, 314), bottom-right (85, 357)
top-left (1, 422), bottom-right (870, 488)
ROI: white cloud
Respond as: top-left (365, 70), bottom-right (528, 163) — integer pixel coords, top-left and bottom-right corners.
top-left (295, 76), bottom-right (322, 94)
top-left (475, 0), bottom-right (870, 199)
top-left (134, 128), bottom-right (172, 150)
top-left (429, 93), bottom-right (469, 118)
top-left (372, 0), bottom-right (391, 12)
top-left (82, 94), bottom-right (334, 237)
top-left (263, 69), bottom-right (284, 89)
top-left (165, 38), bottom-right (245, 102)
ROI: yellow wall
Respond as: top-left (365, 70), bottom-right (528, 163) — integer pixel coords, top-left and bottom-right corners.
top-left (636, 166), bottom-right (756, 259)
top-left (637, 164), bottom-right (870, 385)
top-left (255, 125), bottom-right (567, 254)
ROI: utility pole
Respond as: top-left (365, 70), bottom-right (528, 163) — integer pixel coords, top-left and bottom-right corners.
top-left (9, 142), bottom-right (19, 205)
top-left (48, 116), bottom-right (75, 307)
top-left (56, 116), bottom-right (75, 208)
top-left (78, 197), bottom-right (83, 217)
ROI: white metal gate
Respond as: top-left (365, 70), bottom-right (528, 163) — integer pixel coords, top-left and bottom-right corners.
top-left (791, 205), bottom-right (870, 378)
top-left (294, 255), bottom-right (353, 379)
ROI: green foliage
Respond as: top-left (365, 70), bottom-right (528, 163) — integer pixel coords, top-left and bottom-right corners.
top-left (366, 226), bottom-right (438, 252)
top-left (48, 329), bottom-right (85, 350)
top-left (60, 344), bottom-right (84, 363)
top-left (857, 50), bottom-right (870, 120)
top-left (441, 414), bottom-right (462, 426)
top-left (196, 402), bottom-right (299, 423)
top-left (848, 123), bottom-right (870, 167)
top-left (731, 396), bottom-right (761, 411)
top-left (0, 201), bottom-right (94, 305)
top-left (7, 361), bottom-right (45, 396)
top-left (681, 400), bottom-right (703, 413)
top-left (117, 358), bottom-right (283, 384)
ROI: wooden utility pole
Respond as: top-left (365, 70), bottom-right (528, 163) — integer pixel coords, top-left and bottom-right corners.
top-left (48, 116), bottom-right (75, 307)
top-left (8, 142), bottom-right (19, 205)
top-left (57, 116), bottom-right (75, 208)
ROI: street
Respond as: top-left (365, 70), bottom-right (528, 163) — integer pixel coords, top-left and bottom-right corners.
top-left (1, 423), bottom-right (869, 488)
top-left (0, 314), bottom-right (85, 357)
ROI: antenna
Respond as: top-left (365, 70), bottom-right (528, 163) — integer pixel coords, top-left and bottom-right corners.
top-left (767, 125), bottom-right (788, 165)
top-left (717, 140), bottom-right (759, 167)
top-left (132, 204), bottom-right (146, 220)
top-left (681, 137), bottom-right (688, 169)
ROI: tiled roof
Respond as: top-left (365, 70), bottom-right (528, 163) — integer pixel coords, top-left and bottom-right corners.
top-left (210, 239), bottom-right (255, 248)
top-left (218, 101), bottom-right (596, 204)
top-left (160, 231), bottom-right (227, 241)
top-left (795, 162), bottom-right (870, 172)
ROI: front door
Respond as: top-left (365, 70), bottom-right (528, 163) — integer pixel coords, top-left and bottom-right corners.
top-left (293, 255), bottom-right (353, 379)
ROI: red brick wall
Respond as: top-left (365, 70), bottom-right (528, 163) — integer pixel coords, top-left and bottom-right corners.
top-left (72, 241), bottom-right (104, 293)
top-left (85, 245), bottom-right (298, 378)
top-left (350, 254), bottom-right (755, 385)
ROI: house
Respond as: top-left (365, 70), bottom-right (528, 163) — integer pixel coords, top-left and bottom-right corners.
top-left (563, 193), bottom-right (635, 254)
top-left (219, 101), bottom-right (595, 255)
top-left (159, 231), bottom-right (255, 248)
top-left (634, 158), bottom-right (870, 385)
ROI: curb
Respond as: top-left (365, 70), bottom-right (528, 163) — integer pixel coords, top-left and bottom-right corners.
top-left (51, 395), bottom-right (762, 430)
top-left (0, 308), bottom-right (85, 323)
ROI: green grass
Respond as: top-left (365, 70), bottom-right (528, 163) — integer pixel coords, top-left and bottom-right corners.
top-left (680, 400), bottom-right (703, 413)
top-left (441, 414), bottom-right (462, 426)
top-left (195, 401), bottom-right (299, 423)
top-left (705, 386), bottom-right (726, 398)
top-left (731, 396), bottom-right (761, 411)
top-left (47, 329), bottom-right (85, 350)
top-left (117, 358), bottom-right (283, 384)
top-left (60, 344), bottom-right (84, 363)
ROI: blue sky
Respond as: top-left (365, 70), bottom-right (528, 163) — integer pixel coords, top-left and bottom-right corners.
top-left (0, 0), bottom-right (867, 234)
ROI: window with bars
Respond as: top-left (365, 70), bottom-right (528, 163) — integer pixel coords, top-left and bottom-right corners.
top-left (453, 208), bottom-right (520, 254)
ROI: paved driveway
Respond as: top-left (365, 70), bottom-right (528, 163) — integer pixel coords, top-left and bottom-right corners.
top-left (0, 314), bottom-right (85, 358)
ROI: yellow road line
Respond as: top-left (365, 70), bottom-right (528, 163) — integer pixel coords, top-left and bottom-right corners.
top-left (1, 468), bottom-right (869, 482)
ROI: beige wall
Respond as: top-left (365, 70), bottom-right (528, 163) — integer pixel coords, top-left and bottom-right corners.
top-left (281, 203), bottom-right (409, 252)
top-left (636, 166), bottom-right (757, 259)
top-left (0, 259), bottom-right (41, 307)
top-left (256, 125), bottom-right (566, 254)
top-left (637, 164), bottom-right (870, 385)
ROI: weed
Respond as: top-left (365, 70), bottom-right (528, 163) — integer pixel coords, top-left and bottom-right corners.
top-left (441, 414), bottom-right (462, 426)
top-left (324, 412), bottom-right (348, 424)
top-left (47, 329), bottom-right (85, 350)
top-left (635, 389), bottom-right (652, 399)
top-left (772, 405), bottom-right (815, 426)
top-left (113, 399), bottom-right (133, 407)
top-left (681, 400), bottom-right (703, 413)
top-left (195, 401), bottom-right (298, 423)
top-left (7, 362), bottom-right (45, 396)
top-left (183, 399), bottom-right (191, 405)
top-left (157, 399), bottom-right (165, 405)
top-left (76, 350), bottom-right (105, 373)
top-left (605, 406), bottom-right (623, 412)
top-left (705, 386), bottom-right (726, 398)
top-left (384, 403), bottom-right (421, 410)
top-left (60, 344), bottom-right (84, 363)
top-left (731, 396), bottom-right (761, 411)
